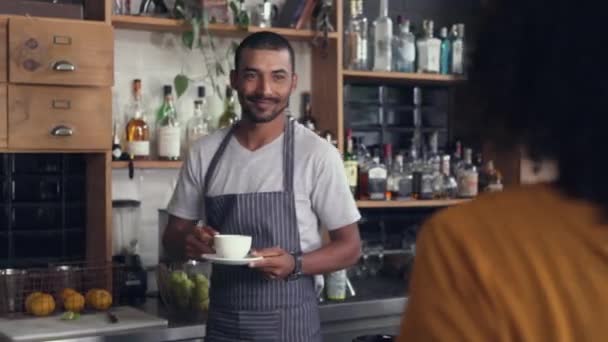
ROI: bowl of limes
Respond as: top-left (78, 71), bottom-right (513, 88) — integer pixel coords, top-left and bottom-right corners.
top-left (157, 261), bottom-right (210, 322)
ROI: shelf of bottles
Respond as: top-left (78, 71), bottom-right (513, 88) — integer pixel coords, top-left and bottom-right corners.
top-left (356, 199), bottom-right (470, 208)
top-left (111, 15), bottom-right (338, 42)
top-left (342, 70), bottom-right (465, 84)
top-left (111, 160), bottom-right (183, 169)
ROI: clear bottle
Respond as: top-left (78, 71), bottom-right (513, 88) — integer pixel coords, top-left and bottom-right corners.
top-left (126, 79), bottom-right (151, 160)
top-left (156, 85), bottom-right (181, 161)
top-left (441, 155), bottom-right (458, 198)
top-left (367, 151), bottom-right (387, 200)
top-left (390, 153), bottom-right (404, 199)
top-left (186, 86), bottom-right (211, 148)
top-left (439, 27), bottom-right (452, 74)
top-left (457, 148), bottom-right (479, 198)
top-left (393, 16), bottom-right (416, 72)
top-left (372, 0), bottom-right (392, 71)
top-left (354, 137), bottom-right (372, 198)
top-left (409, 144), bottom-right (423, 199)
top-left (451, 140), bottom-right (463, 176)
top-left (451, 24), bottom-right (466, 75)
top-left (416, 20), bottom-right (441, 73)
top-left (344, 0), bottom-right (369, 70)
top-left (343, 129), bottom-right (358, 196)
top-left (217, 86), bottom-right (238, 129)
top-left (112, 122), bottom-right (122, 161)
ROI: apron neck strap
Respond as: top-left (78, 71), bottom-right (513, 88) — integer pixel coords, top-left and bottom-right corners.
top-left (203, 117), bottom-right (295, 194)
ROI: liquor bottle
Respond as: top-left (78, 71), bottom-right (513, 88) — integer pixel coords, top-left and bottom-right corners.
top-left (439, 27), bottom-right (452, 74)
top-left (344, 0), bottom-right (369, 70)
top-left (217, 86), bottom-right (238, 129)
top-left (441, 155), bottom-right (458, 198)
top-left (298, 92), bottom-right (318, 133)
top-left (451, 24), bottom-right (466, 75)
top-left (390, 153), bottom-right (405, 199)
top-left (483, 160), bottom-right (504, 192)
top-left (367, 150), bottom-right (387, 200)
top-left (383, 144), bottom-right (394, 200)
top-left (409, 144), bottom-right (423, 199)
top-left (156, 85), bottom-right (181, 161)
top-left (372, 0), bottom-right (392, 71)
top-left (343, 129), bottom-right (358, 196)
top-left (354, 137), bottom-right (372, 199)
top-left (393, 16), bottom-right (416, 72)
top-left (416, 20), bottom-right (441, 73)
top-left (186, 86), bottom-right (211, 148)
top-left (451, 140), bottom-right (463, 176)
top-left (125, 79), bottom-right (151, 160)
top-left (112, 122), bottom-right (122, 161)
top-left (457, 148), bottom-right (479, 198)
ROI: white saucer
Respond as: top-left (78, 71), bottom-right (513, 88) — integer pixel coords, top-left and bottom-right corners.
top-left (202, 254), bottom-right (263, 265)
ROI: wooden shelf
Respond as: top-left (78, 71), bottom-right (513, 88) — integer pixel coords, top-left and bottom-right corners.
top-left (112, 160), bottom-right (183, 169)
top-left (343, 70), bottom-right (466, 85)
top-left (111, 15), bottom-right (337, 41)
top-left (356, 199), bottom-right (471, 208)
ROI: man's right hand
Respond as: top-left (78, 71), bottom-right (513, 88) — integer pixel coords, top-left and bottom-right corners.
top-left (185, 226), bottom-right (218, 258)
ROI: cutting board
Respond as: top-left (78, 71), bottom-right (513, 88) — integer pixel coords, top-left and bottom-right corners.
top-left (0, 306), bottom-right (168, 342)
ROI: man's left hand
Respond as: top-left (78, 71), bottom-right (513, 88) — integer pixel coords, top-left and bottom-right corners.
top-left (249, 247), bottom-right (295, 280)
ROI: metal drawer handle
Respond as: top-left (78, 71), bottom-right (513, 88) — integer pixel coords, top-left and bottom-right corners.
top-left (52, 60), bottom-right (76, 72)
top-left (51, 125), bottom-right (74, 137)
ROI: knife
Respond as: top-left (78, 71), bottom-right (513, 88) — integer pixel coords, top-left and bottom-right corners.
top-left (107, 311), bottom-right (119, 324)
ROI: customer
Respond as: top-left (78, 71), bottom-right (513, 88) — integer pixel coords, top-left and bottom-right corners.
top-left (398, 1), bottom-right (608, 341)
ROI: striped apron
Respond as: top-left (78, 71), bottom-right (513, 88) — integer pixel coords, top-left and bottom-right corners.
top-left (203, 119), bottom-right (322, 342)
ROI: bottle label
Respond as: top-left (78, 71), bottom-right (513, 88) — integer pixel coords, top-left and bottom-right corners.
top-left (158, 126), bottom-right (181, 158)
top-left (128, 141), bottom-right (150, 157)
top-left (368, 167), bottom-right (387, 179)
top-left (458, 171), bottom-right (478, 197)
top-left (344, 160), bottom-right (358, 188)
top-left (326, 270), bottom-right (347, 300)
top-left (427, 40), bottom-right (441, 73)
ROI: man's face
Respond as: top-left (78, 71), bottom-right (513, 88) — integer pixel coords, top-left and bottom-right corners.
top-left (230, 48), bottom-right (297, 124)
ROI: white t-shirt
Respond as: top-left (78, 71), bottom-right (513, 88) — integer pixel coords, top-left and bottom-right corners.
top-left (167, 122), bottom-right (361, 253)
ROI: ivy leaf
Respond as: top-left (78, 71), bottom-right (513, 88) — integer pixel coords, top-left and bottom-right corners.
top-left (174, 74), bottom-right (189, 98)
top-left (229, 1), bottom-right (239, 18)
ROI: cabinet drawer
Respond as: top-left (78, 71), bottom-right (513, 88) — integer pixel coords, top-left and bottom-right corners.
top-left (1, 18), bottom-right (7, 83)
top-left (8, 85), bottom-right (111, 150)
top-left (0, 84), bottom-right (6, 148)
top-left (8, 17), bottom-right (113, 86)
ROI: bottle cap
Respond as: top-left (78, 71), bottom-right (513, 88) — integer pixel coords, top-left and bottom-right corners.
top-left (163, 85), bottom-right (172, 96)
top-left (198, 86), bottom-right (205, 98)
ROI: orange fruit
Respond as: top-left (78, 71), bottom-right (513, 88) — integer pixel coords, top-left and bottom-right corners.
top-left (29, 294), bottom-right (55, 316)
top-left (64, 293), bottom-right (85, 313)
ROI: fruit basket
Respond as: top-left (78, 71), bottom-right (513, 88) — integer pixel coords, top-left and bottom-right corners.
top-left (156, 260), bottom-right (211, 323)
top-left (0, 261), bottom-right (125, 318)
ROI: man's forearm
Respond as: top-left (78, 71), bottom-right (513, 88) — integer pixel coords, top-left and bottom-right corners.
top-left (301, 225), bottom-right (361, 275)
top-left (162, 215), bottom-right (197, 260)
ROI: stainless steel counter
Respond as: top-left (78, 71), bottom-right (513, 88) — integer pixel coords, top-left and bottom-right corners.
top-left (44, 276), bottom-right (408, 342)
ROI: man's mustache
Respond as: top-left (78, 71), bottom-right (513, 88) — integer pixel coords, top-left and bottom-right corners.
top-left (246, 96), bottom-right (280, 103)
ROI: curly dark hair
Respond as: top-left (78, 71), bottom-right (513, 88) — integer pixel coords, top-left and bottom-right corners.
top-left (468, 0), bottom-right (608, 208)
top-left (234, 31), bottom-right (295, 72)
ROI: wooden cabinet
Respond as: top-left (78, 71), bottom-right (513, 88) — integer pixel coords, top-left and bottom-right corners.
top-left (0, 84), bottom-right (6, 148)
top-left (1, 17), bottom-right (7, 82)
top-left (8, 17), bottom-right (113, 87)
top-left (8, 85), bottom-right (111, 150)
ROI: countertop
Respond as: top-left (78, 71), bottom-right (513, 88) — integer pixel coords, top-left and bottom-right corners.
top-left (41, 276), bottom-right (408, 342)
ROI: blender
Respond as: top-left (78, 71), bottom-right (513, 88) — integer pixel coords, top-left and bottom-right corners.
top-left (111, 200), bottom-right (147, 304)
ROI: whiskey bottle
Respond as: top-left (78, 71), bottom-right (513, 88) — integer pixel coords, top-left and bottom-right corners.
top-left (343, 129), bottom-right (358, 196)
top-left (157, 85), bottom-right (181, 160)
top-left (457, 148), bottom-right (479, 198)
top-left (217, 86), bottom-right (238, 129)
top-left (367, 150), bottom-right (387, 200)
top-left (125, 79), bottom-right (151, 160)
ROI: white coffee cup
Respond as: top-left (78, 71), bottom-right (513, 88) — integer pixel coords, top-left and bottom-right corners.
top-left (214, 234), bottom-right (252, 259)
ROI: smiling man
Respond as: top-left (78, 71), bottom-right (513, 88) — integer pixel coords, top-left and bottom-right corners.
top-left (163, 32), bottom-right (362, 341)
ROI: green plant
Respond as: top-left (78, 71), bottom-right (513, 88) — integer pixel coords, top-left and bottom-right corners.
top-left (172, 0), bottom-right (245, 100)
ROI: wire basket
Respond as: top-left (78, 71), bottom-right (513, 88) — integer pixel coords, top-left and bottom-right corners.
top-left (0, 261), bottom-right (125, 318)
top-left (156, 261), bottom-right (210, 323)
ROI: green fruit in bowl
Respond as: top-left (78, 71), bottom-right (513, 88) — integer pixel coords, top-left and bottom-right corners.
top-left (190, 273), bottom-right (210, 311)
top-left (169, 270), bottom-right (195, 309)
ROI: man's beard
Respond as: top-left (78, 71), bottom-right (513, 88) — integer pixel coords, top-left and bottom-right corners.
top-left (242, 96), bottom-right (290, 124)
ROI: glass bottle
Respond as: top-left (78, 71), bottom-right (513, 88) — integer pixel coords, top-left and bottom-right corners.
top-left (441, 155), bottom-right (458, 198)
top-left (409, 144), bottom-right (423, 199)
top-left (344, 0), bottom-right (369, 70)
top-left (126, 79), bottom-right (150, 160)
top-left (367, 151), bottom-right (387, 200)
top-left (393, 16), bottom-right (416, 72)
top-left (451, 140), bottom-right (463, 176)
top-left (355, 137), bottom-right (372, 199)
top-left (186, 86), bottom-right (211, 148)
top-left (343, 130), bottom-right (358, 196)
top-left (372, 0), bottom-right (392, 71)
top-left (383, 144), bottom-right (394, 200)
top-left (298, 92), bottom-right (318, 133)
top-left (217, 86), bottom-right (238, 129)
top-left (112, 122), bottom-right (122, 161)
top-left (390, 153), bottom-right (405, 199)
top-left (439, 27), bottom-right (452, 74)
top-left (156, 85), bottom-right (181, 161)
top-left (416, 20), bottom-right (441, 73)
top-left (457, 148), bottom-right (479, 198)
top-left (451, 24), bottom-right (466, 75)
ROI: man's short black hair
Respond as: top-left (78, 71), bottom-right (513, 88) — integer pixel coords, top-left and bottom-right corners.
top-left (234, 31), bottom-right (295, 72)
